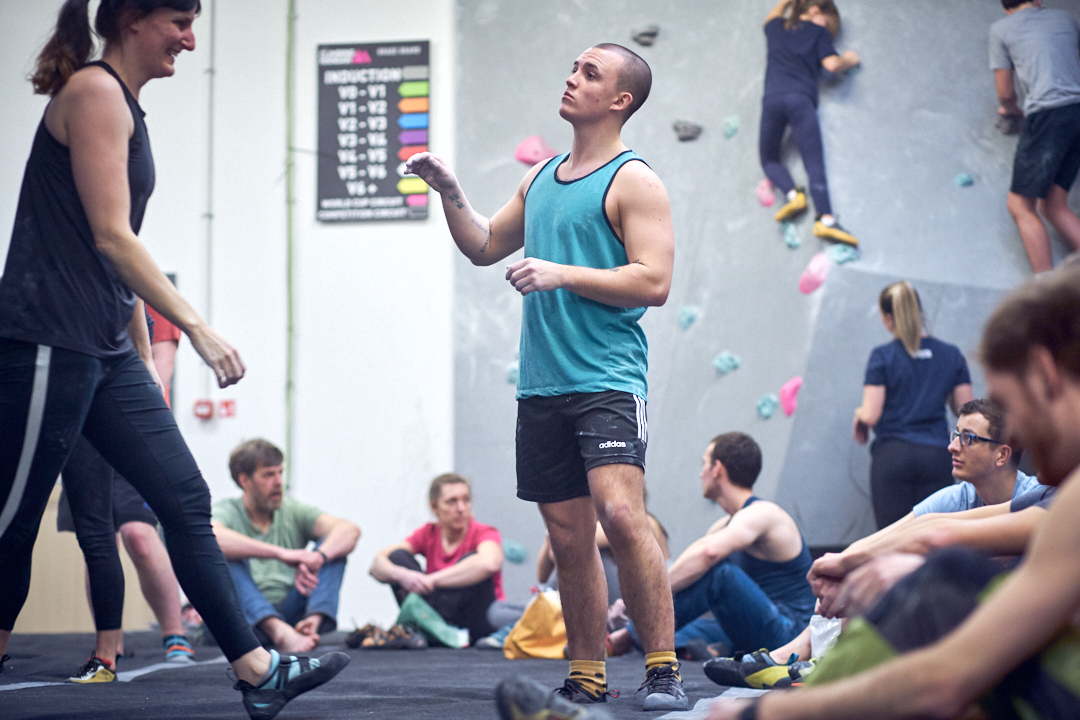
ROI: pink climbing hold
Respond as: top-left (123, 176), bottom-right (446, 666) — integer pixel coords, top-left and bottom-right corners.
top-left (756, 179), bottom-right (775, 207)
top-left (779, 376), bottom-right (802, 417)
top-left (799, 252), bottom-right (829, 294)
top-left (515, 135), bottom-right (558, 165)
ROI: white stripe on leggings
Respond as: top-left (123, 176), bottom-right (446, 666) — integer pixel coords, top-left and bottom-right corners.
top-left (0, 345), bottom-right (51, 540)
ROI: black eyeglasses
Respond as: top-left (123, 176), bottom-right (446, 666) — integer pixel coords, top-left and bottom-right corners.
top-left (950, 430), bottom-right (1003, 447)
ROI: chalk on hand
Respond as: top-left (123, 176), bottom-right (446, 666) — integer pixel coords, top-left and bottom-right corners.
top-left (722, 115), bottom-right (740, 139)
top-left (502, 540), bottom-right (527, 565)
top-left (954, 173), bottom-right (974, 187)
top-left (780, 376), bottom-right (802, 416)
top-left (783, 222), bottom-right (801, 249)
top-left (679, 306), bottom-right (700, 330)
top-left (757, 179), bottom-right (776, 207)
top-left (757, 393), bottom-right (780, 420)
top-left (632, 25), bottom-right (660, 46)
top-left (714, 351), bottom-right (741, 375)
top-left (827, 244), bottom-right (860, 264)
top-left (507, 360), bottom-right (520, 385)
top-left (995, 114), bottom-right (1022, 136)
top-left (799, 252), bottom-right (829, 294)
top-left (673, 121), bottom-right (703, 142)
top-left (515, 135), bottom-right (558, 165)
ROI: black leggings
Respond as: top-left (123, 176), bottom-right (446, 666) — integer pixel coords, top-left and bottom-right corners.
top-left (0, 339), bottom-right (258, 661)
top-left (387, 549), bottom-right (497, 642)
top-left (759, 92), bottom-right (832, 216)
top-left (870, 438), bottom-right (953, 529)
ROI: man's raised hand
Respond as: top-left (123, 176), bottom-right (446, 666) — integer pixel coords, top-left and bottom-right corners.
top-left (404, 152), bottom-right (458, 194)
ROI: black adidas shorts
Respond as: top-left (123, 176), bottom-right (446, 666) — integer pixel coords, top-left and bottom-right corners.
top-left (1011, 101), bottom-right (1080, 198)
top-left (516, 390), bottom-right (647, 504)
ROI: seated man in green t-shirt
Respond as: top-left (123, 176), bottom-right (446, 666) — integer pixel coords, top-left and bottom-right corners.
top-left (210, 439), bottom-right (360, 653)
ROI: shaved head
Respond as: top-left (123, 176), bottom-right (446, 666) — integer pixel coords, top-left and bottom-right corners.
top-left (593, 43), bottom-right (652, 122)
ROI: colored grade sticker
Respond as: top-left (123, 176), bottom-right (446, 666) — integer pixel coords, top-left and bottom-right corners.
top-left (399, 97), bottom-right (429, 113)
top-left (398, 113), bottom-right (429, 130)
top-left (406, 194), bottom-right (429, 207)
top-left (397, 177), bottom-right (429, 194)
top-left (399, 130), bottom-right (428, 145)
top-left (398, 145), bottom-right (428, 161)
top-left (398, 81), bottom-right (429, 97)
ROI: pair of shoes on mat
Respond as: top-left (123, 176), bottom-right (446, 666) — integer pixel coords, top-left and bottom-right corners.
top-left (346, 623), bottom-right (427, 650)
top-left (164, 633), bottom-right (196, 662)
top-left (497, 676), bottom-right (614, 720)
top-left (234, 648), bottom-right (350, 720)
top-left (69, 656), bottom-right (116, 683)
top-left (703, 648), bottom-right (817, 689)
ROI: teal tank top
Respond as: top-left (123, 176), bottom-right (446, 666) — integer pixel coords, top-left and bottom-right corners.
top-left (517, 150), bottom-right (649, 400)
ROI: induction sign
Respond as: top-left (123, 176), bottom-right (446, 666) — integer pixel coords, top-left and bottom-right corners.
top-left (317, 41), bottom-right (430, 222)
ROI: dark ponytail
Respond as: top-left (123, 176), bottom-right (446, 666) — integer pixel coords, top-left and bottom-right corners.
top-left (30, 0), bottom-right (94, 97)
top-left (30, 0), bottom-right (202, 97)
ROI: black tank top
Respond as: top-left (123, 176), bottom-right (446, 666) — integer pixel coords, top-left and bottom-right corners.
top-left (0, 61), bottom-right (155, 358)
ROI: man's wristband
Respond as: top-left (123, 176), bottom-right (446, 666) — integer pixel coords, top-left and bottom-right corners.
top-left (739, 698), bottom-right (761, 720)
top-left (316, 549), bottom-right (328, 562)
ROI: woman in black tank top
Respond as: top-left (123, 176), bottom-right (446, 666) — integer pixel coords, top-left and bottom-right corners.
top-left (0, 1), bottom-right (347, 709)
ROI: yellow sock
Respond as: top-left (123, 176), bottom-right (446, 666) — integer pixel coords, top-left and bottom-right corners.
top-left (645, 651), bottom-right (680, 680)
top-left (568, 660), bottom-right (607, 697)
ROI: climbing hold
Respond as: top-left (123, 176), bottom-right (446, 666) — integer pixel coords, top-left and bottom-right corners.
top-left (503, 540), bottom-right (527, 565)
top-left (779, 376), bottom-right (802, 417)
top-left (954, 173), bottom-right (974, 187)
top-left (515, 135), bottom-right (558, 165)
top-left (678, 306), bottom-right (700, 330)
top-left (826, 244), bottom-right (860, 264)
top-left (799, 252), bottom-right (829, 294)
top-left (783, 222), bottom-right (801, 249)
top-left (673, 121), bottom-right (703, 142)
top-left (722, 115), bottom-right (740, 139)
top-left (757, 393), bottom-right (780, 420)
top-left (507, 360), bottom-right (520, 385)
top-left (632, 25), bottom-right (660, 46)
top-left (757, 179), bottom-right (775, 207)
top-left (713, 352), bottom-right (741, 375)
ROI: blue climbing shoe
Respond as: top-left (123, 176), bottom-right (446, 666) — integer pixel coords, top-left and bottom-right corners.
top-left (234, 649), bottom-right (350, 720)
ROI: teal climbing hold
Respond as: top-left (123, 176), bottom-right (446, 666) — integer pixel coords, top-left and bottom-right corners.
top-left (955, 173), bottom-right (974, 187)
top-left (507, 360), bottom-right (519, 385)
top-left (783, 222), bottom-right (800, 249)
top-left (714, 352), bottom-right (741, 375)
top-left (679, 306), bottom-right (700, 330)
top-left (827, 244), bottom-right (860, 264)
top-left (502, 540), bottom-right (527, 564)
top-left (757, 393), bottom-right (779, 419)
top-left (722, 115), bottom-right (740, 138)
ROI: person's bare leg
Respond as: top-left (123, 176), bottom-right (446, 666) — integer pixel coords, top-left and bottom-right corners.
top-left (258, 616), bottom-right (319, 654)
top-left (589, 464), bottom-right (674, 654)
top-left (0, 629), bottom-right (9, 658)
top-left (1008, 191), bottom-right (1054, 272)
top-left (538, 496), bottom-right (607, 660)
top-left (92, 629), bottom-right (121, 665)
top-left (119, 521), bottom-right (185, 637)
top-left (230, 647), bottom-right (273, 685)
top-left (1039, 184), bottom-right (1080, 252)
top-left (769, 623), bottom-right (812, 664)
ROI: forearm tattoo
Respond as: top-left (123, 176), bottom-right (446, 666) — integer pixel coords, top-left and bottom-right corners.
top-left (448, 193), bottom-right (465, 210)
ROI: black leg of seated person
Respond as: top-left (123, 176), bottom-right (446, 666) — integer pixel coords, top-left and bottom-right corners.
top-left (387, 548), bottom-right (499, 642)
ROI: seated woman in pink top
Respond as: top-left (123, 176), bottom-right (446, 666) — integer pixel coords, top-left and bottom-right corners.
top-left (370, 473), bottom-right (521, 643)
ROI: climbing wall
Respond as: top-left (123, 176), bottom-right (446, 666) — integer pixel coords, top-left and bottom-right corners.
top-left (451, 0), bottom-right (1080, 599)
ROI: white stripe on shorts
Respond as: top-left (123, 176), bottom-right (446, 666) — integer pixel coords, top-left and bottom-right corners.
top-left (635, 395), bottom-right (648, 444)
top-left (0, 345), bottom-right (52, 540)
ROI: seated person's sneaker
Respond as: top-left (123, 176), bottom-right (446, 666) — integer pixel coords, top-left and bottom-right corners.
top-left (703, 649), bottom-right (800, 689)
top-left (69, 656), bottom-right (116, 683)
top-left (555, 677), bottom-right (618, 704)
top-left (234, 649), bottom-right (350, 720)
top-left (812, 216), bottom-right (859, 246)
top-left (637, 662), bottom-right (688, 711)
top-left (774, 188), bottom-right (807, 222)
top-left (0, 654), bottom-right (10, 674)
top-left (163, 634), bottom-right (195, 662)
top-left (476, 623), bottom-right (513, 650)
top-left (496, 675), bottom-right (614, 720)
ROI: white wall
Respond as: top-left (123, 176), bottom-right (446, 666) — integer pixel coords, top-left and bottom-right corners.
top-left (0, 0), bottom-right (456, 629)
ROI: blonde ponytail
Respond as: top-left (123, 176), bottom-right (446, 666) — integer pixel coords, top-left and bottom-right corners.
top-left (879, 281), bottom-right (924, 357)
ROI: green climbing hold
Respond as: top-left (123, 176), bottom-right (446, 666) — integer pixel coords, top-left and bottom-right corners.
top-left (827, 244), bottom-right (860, 264)
top-left (679, 306), bottom-right (700, 330)
top-left (503, 540), bottom-right (527, 564)
top-left (757, 393), bottom-right (779, 419)
top-left (955, 173), bottom-right (974, 187)
top-left (714, 352), bottom-right (741, 375)
top-left (723, 115), bottom-right (740, 138)
top-left (783, 222), bottom-right (801, 249)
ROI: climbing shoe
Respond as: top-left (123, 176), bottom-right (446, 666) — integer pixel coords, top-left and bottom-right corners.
top-left (164, 634), bottom-right (195, 662)
top-left (703, 649), bottom-right (810, 689)
top-left (555, 677), bottom-right (618, 704)
top-left (774, 188), bottom-right (807, 222)
top-left (0, 654), bottom-right (10, 674)
top-left (496, 675), bottom-right (614, 720)
top-left (234, 649), bottom-right (350, 720)
top-left (69, 656), bottom-right (116, 683)
top-left (813, 217), bottom-right (859, 246)
top-left (637, 662), bottom-right (688, 711)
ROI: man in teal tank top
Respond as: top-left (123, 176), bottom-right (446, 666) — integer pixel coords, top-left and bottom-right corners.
top-left (407, 43), bottom-right (684, 711)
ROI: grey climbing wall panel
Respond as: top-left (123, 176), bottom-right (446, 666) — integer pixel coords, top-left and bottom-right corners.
top-left (452, 0), bottom-right (1080, 600)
